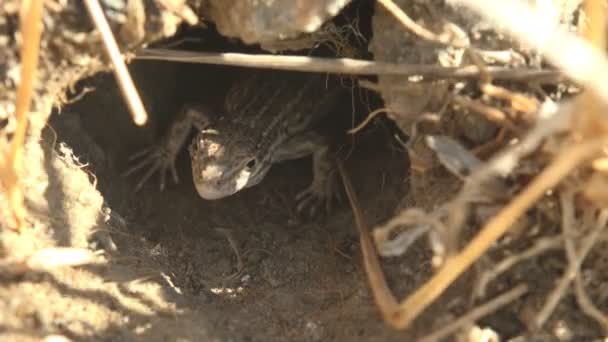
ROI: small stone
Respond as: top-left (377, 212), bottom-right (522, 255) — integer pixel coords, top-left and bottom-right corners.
top-left (303, 320), bottom-right (325, 342)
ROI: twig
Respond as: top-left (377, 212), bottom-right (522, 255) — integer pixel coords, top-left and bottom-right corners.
top-left (374, 100), bottom-right (569, 259)
top-left (362, 99), bottom-right (568, 328)
top-left (10, 0), bottom-right (42, 165)
top-left (1, 0), bottom-right (44, 231)
top-left (466, 48), bottom-right (540, 114)
top-left (582, 0), bottom-right (606, 50)
top-left (471, 127), bottom-right (507, 158)
top-left (460, 100), bottom-right (571, 196)
top-left (348, 108), bottom-right (392, 134)
top-left (158, 0), bottom-right (198, 26)
top-left (376, 0), bottom-right (466, 48)
top-left (573, 0), bottom-right (608, 143)
top-left (136, 48), bottom-right (563, 82)
top-left (473, 234), bottom-right (563, 299)
top-left (574, 268), bottom-right (608, 332)
top-left (391, 137), bottom-right (607, 329)
top-left (83, 0), bottom-right (148, 126)
top-left (419, 284), bottom-right (528, 342)
top-left (532, 0), bottom-right (608, 327)
top-left (535, 200), bottom-right (608, 328)
top-left (336, 159), bottom-right (400, 324)
top-left (452, 0), bottom-right (608, 107)
top-left (372, 208), bottom-right (440, 258)
top-left (451, 95), bottom-right (519, 132)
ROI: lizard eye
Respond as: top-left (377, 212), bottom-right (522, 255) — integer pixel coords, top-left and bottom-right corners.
top-left (246, 159), bottom-right (257, 169)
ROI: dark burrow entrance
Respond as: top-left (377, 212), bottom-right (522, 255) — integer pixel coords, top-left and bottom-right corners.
top-left (42, 3), bottom-right (438, 341)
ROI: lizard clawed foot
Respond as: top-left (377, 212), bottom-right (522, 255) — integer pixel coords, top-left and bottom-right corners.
top-left (122, 144), bottom-right (179, 192)
top-left (295, 172), bottom-right (341, 218)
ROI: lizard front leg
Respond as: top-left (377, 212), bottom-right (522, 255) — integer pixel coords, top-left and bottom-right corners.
top-left (123, 103), bottom-right (212, 191)
top-left (273, 131), bottom-right (339, 216)
top-left (295, 144), bottom-right (339, 216)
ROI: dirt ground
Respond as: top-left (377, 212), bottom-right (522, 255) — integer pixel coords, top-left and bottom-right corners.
top-left (4, 58), bottom-right (423, 341)
top-left (3, 0), bottom-right (608, 341)
top-left (1, 61), bottom-right (594, 342)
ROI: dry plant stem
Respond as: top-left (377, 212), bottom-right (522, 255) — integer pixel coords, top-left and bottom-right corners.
top-left (536, 209), bottom-right (608, 327)
top-left (391, 138), bottom-right (607, 329)
top-left (137, 49), bottom-right (562, 82)
top-left (531, 191), bottom-right (575, 328)
top-left (572, 206), bottom-right (608, 331)
top-left (419, 284), bottom-right (528, 342)
top-left (453, 0), bottom-right (608, 107)
top-left (574, 268), bottom-right (608, 332)
top-left (583, 0), bottom-right (606, 49)
top-left (10, 0), bottom-right (42, 164)
top-left (348, 108), bottom-right (391, 134)
top-left (481, 83), bottom-right (539, 113)
top-left (576, 0), bottom-right (608, 135)
top-left (336, 160), bottom-right (400, 325)
top-left (467, 49), bottom-right (539, 114)
top-left (473, 235), bottom-right (563, 299)
top-left (372, 208), bottom-right (443, 257)
top-left (471, 127), bottom-right (507, 158)
top-left (535, 1), bottom-right (608, 328)
top-left (158, 0), bottom-right (198, 26)
top-left (535, 191), bottom-right (608, 329)
top-left (83, 0), bottom-right (148, 126)
top-left (452, 96), bottom-right (519, 132)
top-left (375, 0), bottom-right (464, 47)
top-left (1, 0), bottom-right (44, 231)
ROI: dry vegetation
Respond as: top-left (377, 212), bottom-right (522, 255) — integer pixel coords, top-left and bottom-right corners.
top-left (2, 0), bottom-right (608, 341)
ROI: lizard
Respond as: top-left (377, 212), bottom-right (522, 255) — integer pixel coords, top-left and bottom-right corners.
top-left (123, 70), bottom-right (345, 215)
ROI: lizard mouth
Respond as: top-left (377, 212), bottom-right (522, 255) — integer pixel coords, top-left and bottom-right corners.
top-left (193, 181), bottom-right (235, 200)
top-left (192, 164), bottom-right (255, 200)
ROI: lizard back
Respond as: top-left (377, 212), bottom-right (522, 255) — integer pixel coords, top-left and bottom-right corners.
top-left (221, 70), bottom-right (343, 154)
top-left (188, 70), bottom-right (345, 199)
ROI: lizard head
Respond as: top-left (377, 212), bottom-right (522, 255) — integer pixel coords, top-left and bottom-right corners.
top-left (188, 126), bottom-right (270, 200)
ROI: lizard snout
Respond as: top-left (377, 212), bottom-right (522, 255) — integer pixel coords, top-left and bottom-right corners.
top-left (192, 164), bottom-right (231, 200)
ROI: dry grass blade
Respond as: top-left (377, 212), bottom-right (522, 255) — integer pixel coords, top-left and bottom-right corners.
top-left (136, 48), bottom-right (562, 81)
top-left (0, 0), bottom-right (44, 231)
top-left (535, 195), bottom-right (608, 329)
top-left (336, 160), bottom-right (400, 324)
top-left (419, 284), bottom-right (528, 342)
top-left (473, 234), bottom-right (563, 299)
top-left (535, 190), bottom-right (577, 326)
top-left (574, 269), bottom-right (608, 332)
top-left (83, 0), bottom-right (148, 126)
top-left (158, 0), bottom-right (198, 26)
top-left (375, 0), bottom-right (466, 47)
top-left (390, 137), bottom-right (607, 329)
top-left (452, 95), bottom-right (512, 128)
top-left (348, 108), bottom-right (392, 134)
top-left (533, 1), bottom-right (608, 328)
top-left (466, 48), bottom-right (540, 114)
top-left (574, 0), bottom-right (608, 136)
top-left (572, 206), bottom-right (608, 332)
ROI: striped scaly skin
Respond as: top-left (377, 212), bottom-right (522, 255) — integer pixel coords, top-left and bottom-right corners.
top-left (125, 70), bottom-right (344, 216)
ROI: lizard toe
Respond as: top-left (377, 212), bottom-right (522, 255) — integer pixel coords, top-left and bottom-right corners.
top-left (295, 179), bottom-right (339, 219)
top-left (124, 145), bottom-right (179, 192)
